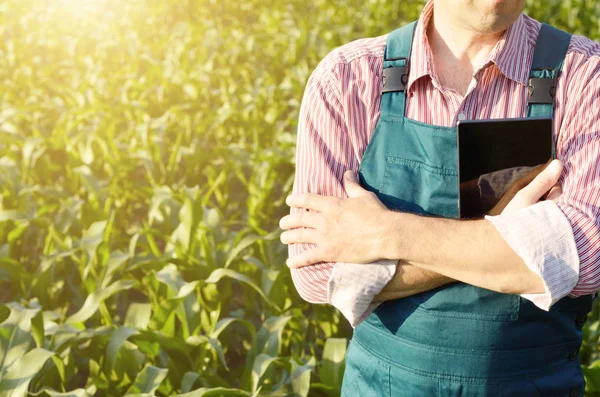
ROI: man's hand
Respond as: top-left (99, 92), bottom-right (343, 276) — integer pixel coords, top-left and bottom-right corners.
top-left (281, 160), bottom-right (564, 269)
top-left (280, 171), bottom-right (389, 268)
top-left (490, 160), bottom-right (563, 216)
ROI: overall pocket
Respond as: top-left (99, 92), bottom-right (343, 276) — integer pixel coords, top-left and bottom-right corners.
top-left (380, 156), bottom-right (459, 218)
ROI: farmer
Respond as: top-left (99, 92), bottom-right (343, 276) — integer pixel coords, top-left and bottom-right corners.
top-left (279, 0), bottom-right (600, 395)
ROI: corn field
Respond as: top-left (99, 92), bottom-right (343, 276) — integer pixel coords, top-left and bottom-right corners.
top-left (1, 0), bottom-right (600, 396)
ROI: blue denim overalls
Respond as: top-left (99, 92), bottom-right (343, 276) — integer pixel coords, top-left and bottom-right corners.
top-left (341, 22), bottom-right (593, 397)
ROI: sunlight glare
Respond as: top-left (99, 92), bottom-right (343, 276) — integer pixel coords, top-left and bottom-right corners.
top-left (54, 0), bottom-right (108, 17)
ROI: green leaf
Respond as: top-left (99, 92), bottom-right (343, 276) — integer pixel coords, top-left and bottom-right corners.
top-left (186, 335), bottom-right (228, 370)
top-left (177, 388), bottom-right (252, 397)
top-left (204, 269), bottom-right (279, 310)
top-left (174, 281), bottom-right (200, 300)
top-left (49, 325), bottom-right (111, 353)
top-left (0, 260), bottom-right (20, 282)
top-left (155, 264), bottom-right (184, 293)
top-left (210, 318), bottom-right (256, 341)
top-left (0, 211), bottom-right (26, 223)
top-left (131, 329), bottom-right (190, 359)
top-left (67, 280), bottom-right (137, 324)
top-left (203, 207), bottom-right (220, 229)
top-left (30, 311), bottom-right (45, 349)
top-left (0, 348), bottom-right (54, 397)
top-left (30, 388), bottom-right (92, 397)
top-left (50, 356), bottom-right (66, 385)
top-left (73, 166), bottom-right (107, 199)
top-left (180, 372), bottom-right (201, 393)
top-left (320, 338), bottom-right (347, 391)
top-left (261, 270), bottom-right (280, 297)
top-left (101, 251), bottom-right (130, 288)
top-left (291, 357), bottom-right (315, 397)
top-left (105, 326), bottom-right (139, 375)
top-left (583, 360), bottom-right (600, 392)
top-left (81, 221), bottom-right (108, 259)
top-left (255, 316), bottom-right (292, 357)
top-left (122, 394), bottom-right (153, 397)
top-left (124, 304), bottom-right (152, 330)
top-left (0, 304), bottom-right (40, 377)
top-left (251, 354), bottom-right (279, 393)
top-left (240, 316), bottom-right (290, 391)
top-left (172, 193), bottom-right (202, 254)
top-left (125, 365), bottom-right (168, 395)
top-left (224, 235), bottom-right (259, 268)
top-left (308, 383), bottom-right (338, 395)
top-left (155, 265), bottom-right (200, 338)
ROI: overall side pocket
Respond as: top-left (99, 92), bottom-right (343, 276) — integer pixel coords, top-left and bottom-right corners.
top-left (341, 340), bottom-right (389, 397)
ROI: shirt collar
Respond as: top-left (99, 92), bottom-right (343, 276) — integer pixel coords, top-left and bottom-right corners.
top-left (406, 0), bottom-right (435, 93)
top-left (406, 1), bottom-right (535, 92)
top-left (487, 13), bottom-right (536, 85)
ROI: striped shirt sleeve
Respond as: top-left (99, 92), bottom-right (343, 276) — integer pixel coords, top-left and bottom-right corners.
top-left (289, 54), bottom-right (397, 313)
top-left (288, 58), bottom-right (360, 304)
top-left (486, 49), bottom-right (600, 308)
top-left (486, 201), bottom-right (580, 309)
top-left (556, 50), bottom-right (600, 297)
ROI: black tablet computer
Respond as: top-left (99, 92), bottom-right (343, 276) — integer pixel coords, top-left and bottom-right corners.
top-left (457, 117), bottom-right (554, 218)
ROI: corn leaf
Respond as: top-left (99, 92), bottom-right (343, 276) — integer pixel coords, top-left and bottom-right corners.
top-left (125, 365), bottom-right (168, 395)
top-left (320, 338), bottom-right (347, 391)
top-left (67, 280), bottom-right (137, 324)
top-left (0, 348), bottom-right (54, 397)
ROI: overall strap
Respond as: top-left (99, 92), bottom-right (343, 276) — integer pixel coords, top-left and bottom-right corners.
top-left (380, 21), bottom-right (418, 119)
top-left (527, 23), bottom-right (572, 118)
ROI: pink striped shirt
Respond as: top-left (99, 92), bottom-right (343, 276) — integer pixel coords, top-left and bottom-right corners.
top-left (289, 1), bottom-right (600, 323)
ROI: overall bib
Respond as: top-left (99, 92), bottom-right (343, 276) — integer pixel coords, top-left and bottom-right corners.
top-left (341, 22), bottom-right (593, 397)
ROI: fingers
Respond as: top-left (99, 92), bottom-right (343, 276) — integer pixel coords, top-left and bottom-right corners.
top-left (513, 160), bottom-right (555, 191)
top-left (280, 228), bottom-right (317, 245)
top-left (547, 184), bottom-right (563, 202)
top-left (344, 170), bottom-right (364, 198)
top-left (286, 248), bottom-right (326, 268)
top-left (279, 211), bottom-right (320, 230)
top-left (286, 193), bottom-right (335, 211)
top-left (516, 160), bottom-right (562, 203)
top-left (286, 170), bottom-right (365, 208)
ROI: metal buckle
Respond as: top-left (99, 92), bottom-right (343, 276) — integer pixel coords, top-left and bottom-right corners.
top-left (528, 77), bottom-right (556, 104)
top-left (382, 67), bottom-right (408, 93)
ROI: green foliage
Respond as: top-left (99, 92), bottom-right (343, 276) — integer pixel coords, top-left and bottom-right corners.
top-left (0, 0), bottom-right (599, 396)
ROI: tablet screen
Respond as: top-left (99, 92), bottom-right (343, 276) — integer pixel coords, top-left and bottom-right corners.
top-left (457, 117), bottom-right (553, 218)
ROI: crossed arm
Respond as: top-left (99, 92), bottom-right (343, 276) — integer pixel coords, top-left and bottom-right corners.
top-left (282, 65), bottom-right (558, 302)
top-left (373, 164), bottom-right (557, 301)
top-left (281, 168), bottom-right (561, 298)
top-left (283, 55), bottom-right (600, 323)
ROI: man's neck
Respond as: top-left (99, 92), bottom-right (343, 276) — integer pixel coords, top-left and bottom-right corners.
top-left (427, 4), bottom-right (505, 96)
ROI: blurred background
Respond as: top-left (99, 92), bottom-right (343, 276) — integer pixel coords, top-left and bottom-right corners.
top-left (0, 0), bottom-right (600, 396)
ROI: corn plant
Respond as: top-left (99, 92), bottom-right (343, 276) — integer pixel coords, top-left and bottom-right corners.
top-left (0, 0), bottom-right (599, 396)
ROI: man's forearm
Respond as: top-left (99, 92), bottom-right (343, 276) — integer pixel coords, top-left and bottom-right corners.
top-left (381, 213), bottom-right (545, 295)
top-left (374, 261), bottom-right (454, 301)
top-left (283, 163), bottom-right (564, 299)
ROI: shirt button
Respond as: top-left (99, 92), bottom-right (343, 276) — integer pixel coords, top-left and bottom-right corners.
top-left (457, 112), bottom-right (466, 121)
top-left (570, 387), bottom-right (581, 397)
top-left (568, 347), bottom-right (579, 361)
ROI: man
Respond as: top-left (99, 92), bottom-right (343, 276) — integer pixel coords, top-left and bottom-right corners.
top-left (280, 0), bottom-right (600, 395)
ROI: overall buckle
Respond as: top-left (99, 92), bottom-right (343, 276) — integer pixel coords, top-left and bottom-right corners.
top-left (528, 74), bottom-right (557, 105)
top-left (382, 66), bottom-right (409, 93)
